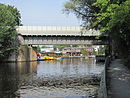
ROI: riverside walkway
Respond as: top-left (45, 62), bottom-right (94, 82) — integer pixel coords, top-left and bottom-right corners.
top-left (107, 59), bottom-right (130, 98)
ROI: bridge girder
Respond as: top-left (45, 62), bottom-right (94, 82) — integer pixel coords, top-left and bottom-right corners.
top-left (23, 35), bottom-right (108, 45)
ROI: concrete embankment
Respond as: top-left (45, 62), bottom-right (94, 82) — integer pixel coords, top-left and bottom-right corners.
top-left (17, 46), bottom-right (37, 61)
top-left (7, 46), bottom-right (37, 62)
top-left (97, 56), bottom-right (111, 98)
top-left (4, 34), bottom-right (37, 62)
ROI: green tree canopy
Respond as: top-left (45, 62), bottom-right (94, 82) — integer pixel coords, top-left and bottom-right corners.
top-left (63, 0), bottom-right (130, 64)
top-left (63, 0), bottom-right (99, 26)
top-left (0, 3), bottom-right (21, 59)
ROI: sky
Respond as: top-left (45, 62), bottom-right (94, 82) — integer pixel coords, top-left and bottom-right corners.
top-left (0, 0), bottom-right (81, 26)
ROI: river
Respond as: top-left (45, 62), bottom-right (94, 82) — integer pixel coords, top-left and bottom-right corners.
top-left (0, 57), bottom-right (104, 98)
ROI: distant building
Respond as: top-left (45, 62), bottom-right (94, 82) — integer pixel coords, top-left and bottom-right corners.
top-left (92, 45), bottom-right (100, 52)
top-left (62, 48), bottom-right (81, 56)
top-left (62, 47), bottom-right (94, 56)
top-left (41, 48), bottom-right (54, 53)
top-left (40, 48), bottom-right (62, 57)
top-left (40, 48), bottom-right (54, 56)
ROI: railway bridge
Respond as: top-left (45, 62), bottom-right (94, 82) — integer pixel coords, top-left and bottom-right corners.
top-left (17, 26), bottom-right (108, 45)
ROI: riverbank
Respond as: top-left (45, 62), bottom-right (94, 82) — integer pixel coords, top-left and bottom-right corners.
top-left (18, 75), bottom-right (100, 98)
top-left (107, 59), bottom-right (130, 98)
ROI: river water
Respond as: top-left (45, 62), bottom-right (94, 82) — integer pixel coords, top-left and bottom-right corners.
top-left (0, 57), bottom-right (104, 98)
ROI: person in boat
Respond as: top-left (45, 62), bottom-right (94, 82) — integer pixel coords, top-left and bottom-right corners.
top-left (37, 53), bottom-right (41, 58)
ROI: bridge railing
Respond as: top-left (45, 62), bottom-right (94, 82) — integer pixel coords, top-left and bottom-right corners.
top-left (16, 26), bottom-right (101, 36)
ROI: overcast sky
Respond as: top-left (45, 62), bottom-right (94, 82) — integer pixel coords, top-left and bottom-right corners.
top-left (0, 0), bottom-right (81, 26)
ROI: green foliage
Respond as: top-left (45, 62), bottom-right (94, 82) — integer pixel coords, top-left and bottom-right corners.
top-left (55, 53), bottom-right (63, 57)
top-left (54, 45), bottom-right (71, 51)
top-left (0, 3), bottom-right (21, 59)
top-left (110, 1), bottom-right (130, 63)
top-left (81, 49), bottom-right (87, 56)
top-left (36, 46), bottom-right (41, 52)
top-left (92, 49), bottom-right (96, 55)
top-left (63, 0), bottom-right (98, 26)
top-left (97, 0), bottom-right (130, 59)
top-left (92, 0), bottom-right (130, 64)
top-left (98, 45), bottom-right (105, 55)
top-left (64, 0), bottom-right (130, 65)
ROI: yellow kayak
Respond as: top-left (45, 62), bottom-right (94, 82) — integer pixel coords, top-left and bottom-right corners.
top-left (44, 56), bottom-right (54, 60)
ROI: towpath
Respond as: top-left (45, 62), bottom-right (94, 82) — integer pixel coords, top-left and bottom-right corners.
top-left (107, 59), bottom-right (130, 98)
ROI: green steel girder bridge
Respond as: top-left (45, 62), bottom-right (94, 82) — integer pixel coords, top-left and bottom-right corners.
top-left (17, 26), bottom-right (108, 45)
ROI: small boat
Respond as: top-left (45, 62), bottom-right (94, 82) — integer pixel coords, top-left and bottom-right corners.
top-left (37, 56), bottom-right (55, 61)
top-left (37, 57), bottom-right (45, 61)
top-left (44, 56), bottom-right (54, 60)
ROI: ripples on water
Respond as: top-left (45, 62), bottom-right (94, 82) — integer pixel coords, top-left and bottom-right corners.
top-left (0, 57), bottom-right (104, 98)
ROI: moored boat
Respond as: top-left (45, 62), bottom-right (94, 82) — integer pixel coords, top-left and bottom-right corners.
top-left (44, 56), bottom-right (54, 60)
top-left (37, 57), bottom-right (45, 61)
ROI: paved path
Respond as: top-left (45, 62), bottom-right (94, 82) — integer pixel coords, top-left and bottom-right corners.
top-left (107, 59), bottom-right (130, 98)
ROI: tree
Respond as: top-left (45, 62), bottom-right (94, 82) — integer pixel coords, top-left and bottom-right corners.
top-left (107, 1), bottom-right (130, 64)
top-left (63, 0), bottom-right (99, 27)
top-left (53, 45), bottom-right (71, 51)
top-left (93, 0), bottom-right (130, 64)
top-left (98, 45), bottom-right (105, 55)
top-left (81, 48), bottom-right (88, 56)
top-left (64, 0), bottom-right (130, 65)
top-left (0, 4), bottom-right (21, 59)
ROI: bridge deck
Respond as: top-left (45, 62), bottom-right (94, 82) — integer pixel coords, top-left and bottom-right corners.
top-left (17, 26), bottom-right (108, 45)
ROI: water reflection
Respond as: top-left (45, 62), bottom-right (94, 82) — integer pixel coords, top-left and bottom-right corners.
top-left (0, 62), bottom-right (37, 98)
top-left (0, 63), bottom-right (20, 98)
top-left (37, 58), bottom-right (103, 77)
top-left (17, 62), bottom-right (37, 74)
top-left (0, 57), bottom-right (104, 98)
